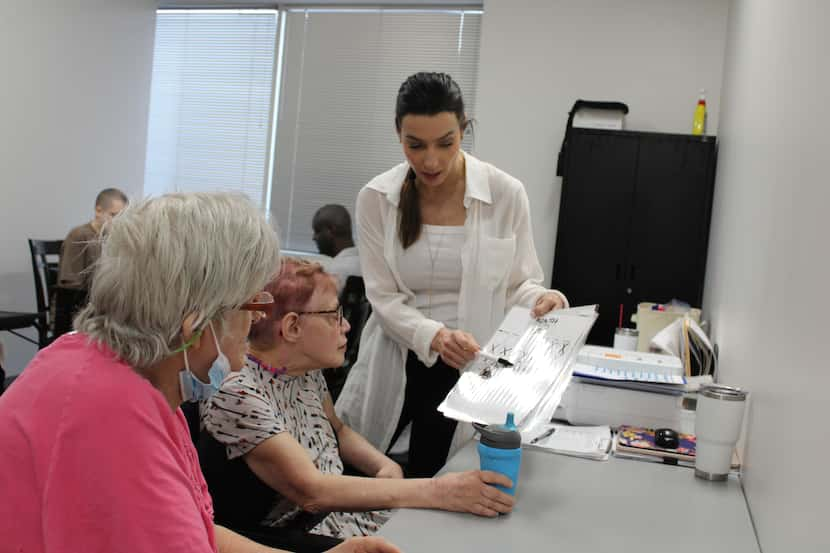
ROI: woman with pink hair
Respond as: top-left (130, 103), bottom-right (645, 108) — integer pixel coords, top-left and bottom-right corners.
top-left (201, 258), bottom-right (514, 540)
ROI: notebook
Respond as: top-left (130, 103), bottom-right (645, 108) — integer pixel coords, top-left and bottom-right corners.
top-left (523, 423), bottom-right (612, 461)
top-left (614, 425), bottom-right (696, 463)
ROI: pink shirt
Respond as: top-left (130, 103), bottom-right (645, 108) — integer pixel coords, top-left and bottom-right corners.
top-left (0, 333), bottom-right (217, 553)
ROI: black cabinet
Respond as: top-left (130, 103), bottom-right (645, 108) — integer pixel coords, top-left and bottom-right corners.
top-left (551, 129), bottom-right (716, 346)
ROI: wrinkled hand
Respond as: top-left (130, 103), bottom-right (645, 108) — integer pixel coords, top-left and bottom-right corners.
top-left (531, 292), bottom-right (566, 318)
top-left (430, 328), bottom-right (480, 369)
top-left (326, 536), bottom-right (402, 553)
top-left (375, 460), bottom-right (404, 479)
top-left (434, 470), bottom-right (516, 517)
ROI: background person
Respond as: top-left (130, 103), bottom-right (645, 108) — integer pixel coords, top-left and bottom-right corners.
top-left (58, 187), bottom-right (128, 290)
top-left (312, 204), bottom-right (361, 295)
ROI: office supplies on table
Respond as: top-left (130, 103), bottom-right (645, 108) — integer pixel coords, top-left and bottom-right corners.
top-left (613, 327), bottom-right (639, 351)
top-left (615, 425), bottom-right (696, 465)
top-left (555, 379), bottom-right (696, 433)
top-left (694, 384), bottom-right (747, 481)
top-left (634, 302), bottom-right (702, 352)
top-left (655, 428), bottom-right (680, 449)
top-left (575, 345), bottom-right (686, 384)
top-left (438, 305), bottom-right (597, 431)
top-left (523, 423), bottom-right (612, 461)
top-left (476, 350), bottom-right (513, 367)
top-left (651, 316), bottom-right (715, 377)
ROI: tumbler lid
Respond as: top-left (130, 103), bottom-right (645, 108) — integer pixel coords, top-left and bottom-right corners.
top-left (615, 327), bottom-right (639, 337)
top-left (700, 383), bottom-right (747, 401)
top-left (474, 413), bottom-right (522, 449)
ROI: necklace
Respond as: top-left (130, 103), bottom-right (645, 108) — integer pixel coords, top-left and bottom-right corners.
top-left (424, 226), bottom-right (447, 319)
top-left (247, 353), bottom-right (287, 376)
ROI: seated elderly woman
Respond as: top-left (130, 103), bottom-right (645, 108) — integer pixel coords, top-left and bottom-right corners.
top-left (0, 193), bottom-right (398, 553)
top-left (201, 258), bottom-right (515, 540)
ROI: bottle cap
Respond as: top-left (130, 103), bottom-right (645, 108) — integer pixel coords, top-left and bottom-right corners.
top-left (477, 414), bottom-right (522, 449)
top-left (700, 383), bottom-right (747, 401)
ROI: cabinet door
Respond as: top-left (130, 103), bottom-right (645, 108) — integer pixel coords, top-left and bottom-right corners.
top-left (627, 136), bottom-right (715, 308)
top-left (552, 130), bottom-right (639, 345)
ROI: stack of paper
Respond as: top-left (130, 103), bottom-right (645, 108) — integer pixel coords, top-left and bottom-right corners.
top-left (571, 345), bottom-right (687, 395)
top-left (650, 316), bottom-right (715, 377)
top-left (438, 305), bottom-right (597, 431)
top-left (522, 423), bottom-right (612, 461)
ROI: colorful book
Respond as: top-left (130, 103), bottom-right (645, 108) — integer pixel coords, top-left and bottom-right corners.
top-left (615, 425), bottom-right (696, 462)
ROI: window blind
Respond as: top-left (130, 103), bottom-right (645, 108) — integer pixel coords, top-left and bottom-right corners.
top-left (144, 10), bottom-right (279, 208)
top-left (271, 8), bottom-right (482, 251)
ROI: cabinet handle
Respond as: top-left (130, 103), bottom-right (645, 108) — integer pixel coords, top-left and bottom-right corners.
top-left (629, 264), bottom-right (636, 281)
top-left (616, 263), bottom-right (622, 281)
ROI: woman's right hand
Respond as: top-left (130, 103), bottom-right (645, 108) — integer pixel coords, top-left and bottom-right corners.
top-left (433, 470), bottom-right (516, 517)
top-left (430, 328), bottom-right (480, 369)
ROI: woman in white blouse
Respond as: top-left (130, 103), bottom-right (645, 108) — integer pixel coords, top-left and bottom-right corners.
top-left (336, 72), bottom-right (568, 477)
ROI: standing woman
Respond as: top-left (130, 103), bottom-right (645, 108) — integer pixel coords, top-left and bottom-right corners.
top-left (336, 72), bottom-right (568, 478)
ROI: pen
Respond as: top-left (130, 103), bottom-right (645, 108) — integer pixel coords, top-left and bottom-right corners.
top-left (531, 427), bottom-right (557, 445)
top-left (477, 351), bottom-right (514, 367)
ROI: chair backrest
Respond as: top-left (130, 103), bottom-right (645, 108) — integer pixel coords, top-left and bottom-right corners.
top-left (324, 276), bottom-right (371, 402)
top-left (339, 276), bottom-right (371, 371)
top-left (198, 431), bottom-right (276, 527)
top-left (28, 239), bottom-right (62, 314)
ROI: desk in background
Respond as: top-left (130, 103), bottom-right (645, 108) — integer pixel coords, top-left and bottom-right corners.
top-left (380, 442), bottom-right (758, 553)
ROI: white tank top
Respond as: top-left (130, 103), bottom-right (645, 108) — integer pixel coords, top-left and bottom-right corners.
top-left (397, 224), bottom-right (465, 329)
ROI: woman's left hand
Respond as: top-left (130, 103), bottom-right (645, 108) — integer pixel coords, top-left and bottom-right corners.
top-left (531, 292), bottom-right (566, 318)
top-left (375, 460), bottom-right (404, 479)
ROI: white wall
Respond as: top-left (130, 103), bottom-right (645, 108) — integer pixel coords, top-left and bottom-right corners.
top-left (475, 0), bottom-right (729, 285)
top-left (703, 1), bottom-right (829, 551)
top-left (0, 0), bottom-right (157, 375)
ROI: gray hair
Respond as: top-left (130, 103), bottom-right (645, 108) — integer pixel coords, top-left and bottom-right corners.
top-left (75, 192), bottom-right (280, 369)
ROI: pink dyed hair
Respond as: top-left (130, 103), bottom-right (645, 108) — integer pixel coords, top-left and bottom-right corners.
top-left (248, 257), bottom-right (337, 349)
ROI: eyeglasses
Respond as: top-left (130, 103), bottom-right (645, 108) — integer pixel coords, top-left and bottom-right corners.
top-left (240, 291), bottom-right (275, 323)
top-left (297, 304), bottom-right (343, 327)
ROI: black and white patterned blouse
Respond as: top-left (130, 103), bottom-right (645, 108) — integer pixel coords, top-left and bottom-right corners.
top-left (202, 357), bottom-right (390, 538)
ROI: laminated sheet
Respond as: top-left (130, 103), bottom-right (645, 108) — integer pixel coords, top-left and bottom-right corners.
top-left (438, 305), bottom-right (597, 431)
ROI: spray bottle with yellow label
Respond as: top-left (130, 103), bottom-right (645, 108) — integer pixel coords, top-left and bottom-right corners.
top-left (692, 89), bottom-right (707, 135)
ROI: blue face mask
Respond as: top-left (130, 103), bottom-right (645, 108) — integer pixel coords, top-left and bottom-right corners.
top-left (179, 321), bottom-right (231, 403)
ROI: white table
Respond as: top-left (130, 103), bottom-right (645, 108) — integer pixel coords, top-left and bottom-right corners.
top-left (379, 442), bottom-right (759, 553)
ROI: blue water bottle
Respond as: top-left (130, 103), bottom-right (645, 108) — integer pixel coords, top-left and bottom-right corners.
top-left (477, 413), bottom-right (522, 496)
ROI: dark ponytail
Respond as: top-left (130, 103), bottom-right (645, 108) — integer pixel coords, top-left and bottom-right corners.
top-left (399, 169), bottom-right (421, 248)
top-left (395, 72), bottom-right (467, 249)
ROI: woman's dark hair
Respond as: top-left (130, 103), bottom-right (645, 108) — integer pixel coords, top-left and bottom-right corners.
top-left (395, 72), bottom-right (468, 249)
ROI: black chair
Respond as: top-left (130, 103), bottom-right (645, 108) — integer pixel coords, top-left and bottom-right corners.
top-left (325, 276), bottom-right (371, 402)
top-left (0, 240), bottom-right (63, 350)
top-left (52, 286), bottom-right (88, 337)
top-left (0, 310), bottom-right (43, 348)
top-left (181, 400), bottom-right (202, 445)
top-left (0, 341), bottom-right (6, 395)
top-left (28, 239), bottom-right (64, 347)
top-left (198, 432), bottom-right (342, 553)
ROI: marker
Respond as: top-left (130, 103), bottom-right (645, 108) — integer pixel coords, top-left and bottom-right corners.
top-left (478, 351), bottom-right (514, 367)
